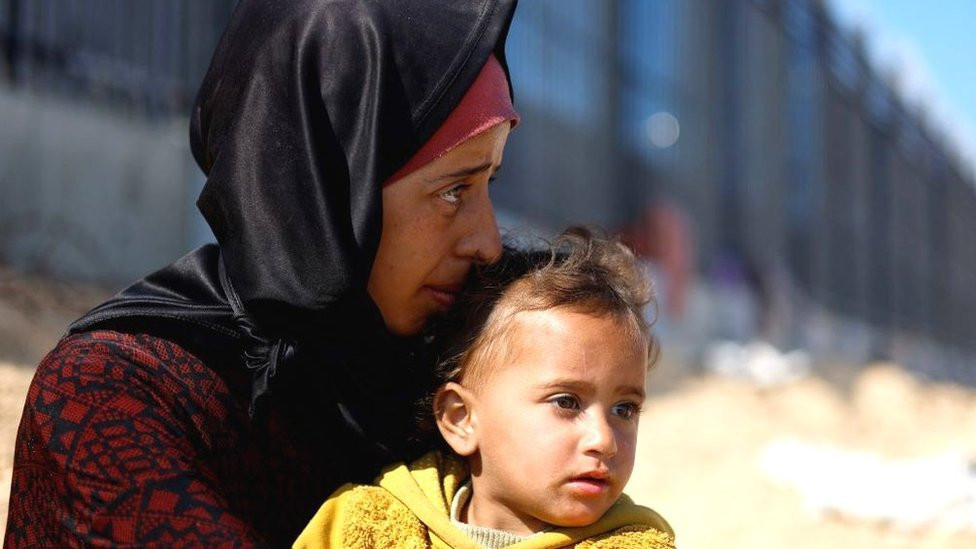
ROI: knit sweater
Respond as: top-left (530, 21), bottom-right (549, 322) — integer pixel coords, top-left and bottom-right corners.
top-left (294, 451), bottom-right (675, 549)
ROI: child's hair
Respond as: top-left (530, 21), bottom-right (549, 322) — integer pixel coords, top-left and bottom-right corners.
top-left (434, 226), bottom-right (658, 388)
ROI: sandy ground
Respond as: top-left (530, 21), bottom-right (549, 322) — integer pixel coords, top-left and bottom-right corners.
top-left (1, 268), bottom-right (975, 547)
top-left (630, 360), bottom-right (976, 548)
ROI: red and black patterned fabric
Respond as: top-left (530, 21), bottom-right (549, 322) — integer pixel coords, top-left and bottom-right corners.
top-left (3, 0), bottom-right (521, 544)
top-left (4, 330), bottom-right (399, 547)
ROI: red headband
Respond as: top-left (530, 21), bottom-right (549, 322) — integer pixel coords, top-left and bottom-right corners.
top-left (387, 55), bottom-right (520, 184)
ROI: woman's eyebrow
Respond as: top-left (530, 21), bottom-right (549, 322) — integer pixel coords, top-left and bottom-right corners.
top-left (436, 160), bottom-right (496, 181)
top-left (489, 164), bottom-right (502, 180)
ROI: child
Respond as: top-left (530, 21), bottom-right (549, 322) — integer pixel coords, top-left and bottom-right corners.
top-left (295, 228), bottom-right (675, 548)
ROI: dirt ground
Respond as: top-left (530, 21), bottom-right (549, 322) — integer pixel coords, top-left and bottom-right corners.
top-left (630, 359), bottom-right (976, 549)
top-left (2, 268), bottom-right (975, 548)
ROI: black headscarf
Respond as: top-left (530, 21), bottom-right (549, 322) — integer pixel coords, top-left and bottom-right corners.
top-left (71, 0), bottom-right (518, 430)
top-left (192, 0), bottom-right (517, 320)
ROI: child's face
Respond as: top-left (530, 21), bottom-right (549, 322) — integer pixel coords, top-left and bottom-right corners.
top-left (464, 308), bottom-right (647, 534)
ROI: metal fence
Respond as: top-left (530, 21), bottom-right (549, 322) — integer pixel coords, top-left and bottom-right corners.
top-left (1, 0), bottom-right (237, 117)
top-left (2, 0), bottom-right (974, 359)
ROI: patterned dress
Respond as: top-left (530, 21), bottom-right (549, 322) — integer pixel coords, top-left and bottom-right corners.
top-left (5, 330), bottom-right (410, 547)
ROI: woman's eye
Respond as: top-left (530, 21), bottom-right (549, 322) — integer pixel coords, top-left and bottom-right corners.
top-left (611, 402), bottom-right (641, 420)
top-left (550, 395), bottom-right (580, 410)
top-left (439, 183), bottom-right (467, 205)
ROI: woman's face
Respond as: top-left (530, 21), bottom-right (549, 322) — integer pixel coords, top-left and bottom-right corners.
top-left (368, 123), bottom-right (511, 335)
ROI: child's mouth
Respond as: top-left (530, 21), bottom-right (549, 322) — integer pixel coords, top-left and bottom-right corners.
top-left (566, 474), bottom-right (611, 496)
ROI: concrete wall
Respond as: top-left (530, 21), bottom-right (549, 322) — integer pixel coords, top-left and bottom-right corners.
top-left (0, 86), bottom-right (210, 284)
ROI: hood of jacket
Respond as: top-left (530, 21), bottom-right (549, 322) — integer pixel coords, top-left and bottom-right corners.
top-left (375, 451), bottom-right (676, 549)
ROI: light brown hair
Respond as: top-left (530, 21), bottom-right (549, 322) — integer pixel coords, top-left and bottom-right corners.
top-left (435, 226), bottom-right (658, 388)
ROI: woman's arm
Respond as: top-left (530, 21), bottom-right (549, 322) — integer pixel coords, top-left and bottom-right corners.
top-left (4, 331), bottom-right (265, 547)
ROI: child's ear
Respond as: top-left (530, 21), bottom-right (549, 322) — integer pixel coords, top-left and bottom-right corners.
top-left (434, 382), bottom-right (478, 456)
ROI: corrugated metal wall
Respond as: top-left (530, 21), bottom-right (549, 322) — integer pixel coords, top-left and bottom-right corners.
top-left (2, 0), bottom-right (974, 363)
top-left (1, 0), bottom-right (235, 116)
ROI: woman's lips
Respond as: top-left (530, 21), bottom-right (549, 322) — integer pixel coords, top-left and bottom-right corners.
top-left (425, 284), bottom-right (461, 308)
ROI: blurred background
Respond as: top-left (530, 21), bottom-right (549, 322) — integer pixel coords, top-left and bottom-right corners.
top-left (1, 0), bottom-right (975, 547)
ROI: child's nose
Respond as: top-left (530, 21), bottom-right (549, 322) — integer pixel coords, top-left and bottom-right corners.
top-left (582, 415), bottom-right (618, 458)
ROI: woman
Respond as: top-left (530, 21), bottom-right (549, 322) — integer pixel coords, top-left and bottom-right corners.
top-left (4, 0), bottom-right (519, 546)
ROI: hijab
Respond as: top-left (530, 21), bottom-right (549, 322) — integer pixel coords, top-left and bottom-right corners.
top-left (192, 0), bottom-right (517, 322)
top-left (70, 0), bottom-right (519, 435)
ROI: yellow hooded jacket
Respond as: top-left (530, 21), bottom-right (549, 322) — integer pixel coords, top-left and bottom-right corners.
top-left (294, 451), bottom-right (674, 549)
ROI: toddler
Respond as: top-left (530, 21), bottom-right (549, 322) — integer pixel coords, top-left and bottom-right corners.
top-left (296, 228), bottom-right (674, 548)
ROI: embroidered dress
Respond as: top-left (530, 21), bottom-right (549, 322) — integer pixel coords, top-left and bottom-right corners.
top-left (4, 0), bottom-right (518, 545)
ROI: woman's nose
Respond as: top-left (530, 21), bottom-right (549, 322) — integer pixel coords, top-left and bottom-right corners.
top-left (459, 192), bottom-right (502, 264)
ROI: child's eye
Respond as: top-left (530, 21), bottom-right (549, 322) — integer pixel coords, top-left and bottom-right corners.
top-left (439, 183), bottom-right (467, 205)
top-left (611, 402), bottom-right (642, 420)
top-left (550, 394), bottom-right (580, 410)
